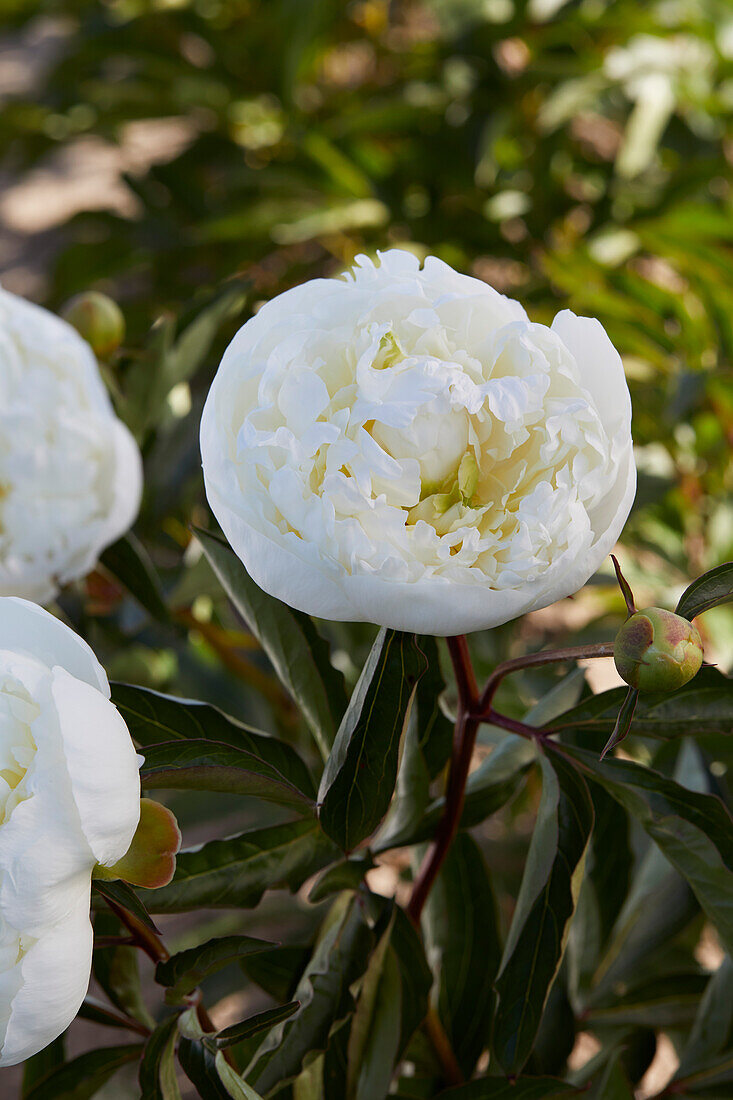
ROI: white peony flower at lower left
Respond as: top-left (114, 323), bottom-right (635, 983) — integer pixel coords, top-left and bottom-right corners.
top-left (0, 598), bottom-right (141, 1067)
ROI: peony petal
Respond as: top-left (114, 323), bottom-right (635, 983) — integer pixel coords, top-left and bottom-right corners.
top-left (51, 667), bottom-right (141, 867)
top-left (0, 598), bottom-right (108, 695)
top-left (0, 884), bottom-right (93, 1066)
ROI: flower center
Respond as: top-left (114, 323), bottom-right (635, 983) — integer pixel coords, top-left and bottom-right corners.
top-left (0, 676), bottom-right (38, 826)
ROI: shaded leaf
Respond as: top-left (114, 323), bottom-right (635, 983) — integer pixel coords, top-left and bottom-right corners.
top-left (346, 914), bottom-right (402, 1100)
top-left (178, 1009), bottom-right (263, 1100)
top-left (211, 1003), bottom-right (301, 1049)
top-left (140, 819), bottom-right (339, 912)
top-left (425, 832), bottom-right (501, 1077)
top-left (139, 1013), bottom-right (183, 1100)
top-left (438, 1078), bottom-right (582, 1098)
top-left (493, 749), bottom-right (593, 1074)
top-left (250, 893), bottom-right (373, 1093)
top-left (196, 527), bottom-right (345, 758)
top-left (241, 946), bottom-right (311, 1004)
top-left (675, 955), bottom-right (733, 1079)
top-left (157, 935), bottom-right (276, 1004)
top-left (140, 740), bottom-right (315, 814)
top-left (309, 854), bottom-right (375, 903)
top-left (548, 666), bottom-right (733, 741)
top-left (390, 906), bottom-right (432, 1056)
top-left (112, 683), bottom-right (315, 797)
top-left (92, 908), bottom-right (155, 1030)
top-left (676, 562), bottom-right (733, 620)
top-left (318, 629), bottom-right (428, 851)
top-left (23, 1045), bottom-right (143, 1100)
top-left (93, 878), bottom-right (160, 934)
top-left (600, 687), bottom-right (638, 760)
top-left (100, 534), bottom-right (169, 622)
top-left (568, 747), bottom-right (733, 955)
top-left (22, 1036), bottom-right (65, 1097)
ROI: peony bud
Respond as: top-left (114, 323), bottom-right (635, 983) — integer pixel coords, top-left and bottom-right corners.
top-left (614, 606), bottom-right (703, 693)
top-left (61, 291), bottom-right (125, 359)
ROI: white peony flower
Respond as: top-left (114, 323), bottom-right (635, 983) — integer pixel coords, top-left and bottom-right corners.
top-left (0, 288), bottom-right (143, 603)
top-left (0, 598), bottom-right (141, 1067)
top-left (201, 250), bottom-right (635, 635)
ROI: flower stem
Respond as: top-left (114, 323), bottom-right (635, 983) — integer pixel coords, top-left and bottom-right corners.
top-left (407, 638), bottom-right (616, 924)
top-left (407, 636), bottom-right (479, 925)
top-left (476, 642), bottom-right (615, 715)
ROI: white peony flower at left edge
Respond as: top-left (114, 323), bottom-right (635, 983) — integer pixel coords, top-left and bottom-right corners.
top-left (0, 598), bottom-right (142, 1067)
top-left (0, 287), bottom-right (143, 604)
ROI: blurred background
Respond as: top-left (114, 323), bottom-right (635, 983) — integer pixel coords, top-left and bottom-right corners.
top-left (1, 1), bottom-right (732, 1094)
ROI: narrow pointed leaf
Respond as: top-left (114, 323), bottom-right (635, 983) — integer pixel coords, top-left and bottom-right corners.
top-left (676, 561), bottom-right (733, 619)
top-left (23, 1045), bottom-right (143, 1100)
top-left (139, 1014), bottom-right (183, 1100)
top-left (675, 956), bottom-right (733, 1079)
top-left (196, 527), bottom-right (345, 757)
top-left (425, 832), bottom-right (501, 1077)
top-left (546, 666), bottom-right (733, 740)
top-left (318, 628), bottom-right (428, 851)
top-left (112, 683), bottom-right (315, 797)
top-left (612, 554), bottom-right (636, 615)
top-left (250, 894), bottom-right (373, 1093)
top-left (139, 819), bottom-right (340, 912)
top-left (309, 854), bottom-right (375, 902)
top-left (600, 687), bottom-right (638, 759)
top-left (178, 1009), bottom-right (263, 1100)
top-left (156, 934), bottom-right (276, 1003)
top-left (346, 915), bottom-right (402, 1100)
top-left (100, 534), bottom-right (169, 622)
top-left (93, 878), bottom-right (160, 933)
top-left (140, 740), bottom-right (315, 813)
top-left (493, 749), bottom-right (593, 1074)
top-left (568, 747), bottom-right (733, 955)
top-left (211, 1002), bottom-right (301, 1049)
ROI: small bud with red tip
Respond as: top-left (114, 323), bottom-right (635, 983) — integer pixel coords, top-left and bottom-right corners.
top-left (614, 607), bottom-right (703, 693)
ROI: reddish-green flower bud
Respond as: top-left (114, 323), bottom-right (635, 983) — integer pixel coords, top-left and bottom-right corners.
top-left (61, 291), bottom-right (125, 359)
top-left (614, 607), bottom-right (703, 693)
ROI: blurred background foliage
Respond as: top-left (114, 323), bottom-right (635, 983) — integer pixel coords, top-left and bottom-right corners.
top-left (0, 1), bottom-right (732, 1093)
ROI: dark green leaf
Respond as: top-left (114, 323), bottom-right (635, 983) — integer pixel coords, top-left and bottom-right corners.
top-left (140, 740), bottom-right (315, 814)
top-left (346, 914), bottom-right (402, 1100)
top-left (22, 1036), bottom-right (65, 1097)
top-left (140, 819), bottom-right (339, 912)
top-left (156, 934), bottom-right (276, 1003)
top-left (211, 1002), bottom-right (301, 1049)
top-left (77, 996), bottom-right (147, 1031)
top-left (438, 1078), bottom-right (583, 1098)
top-left (178, 1009), bottom-right (262, 1100)
top-left (568, 747), bottom-right (733, 955)
top-left (309, 855), bottom-right (375, 902)
top-left (600, 687), bottom-right (638, 760)
top-left (241, 946), bottom-right (311, 1003)
top-left (93, 878), bottom-right (160, 933)
top-left (493, 749), bottom-right (593, 1074)
top-left (390, 907), bottom-right (432, 1057)
top-left (196, 527), bottom-right (344, 758)
top-left (23, 1045), bottom-right (143, 1100)
top-left (378, 733), bottom-right (534, 852)
top-left (318, 628), bottom-right (428, 851)
top-left (415, 636), bottom-right (454, 780)
top-left (100, 534), bottom-right (169, 622)
top-left (92, 909), bottom-right (156, 1030)
top-left (587, 1051), bottom-right (635, 1100)
top-left (111, 683), bottom-right (315, 798)
top-left (139, 1014), bottom-right (183, 1100)
top-left (676, 562), bottom-right (733, 619)
top-left (250, 893), bottom-right (373, 1093)
top-left (549, 666), bottom-right (733, 741)
top-left (675, 956), bottom-right (733, 1079)
top-left (425, 832), bottom-right (501, 1077)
